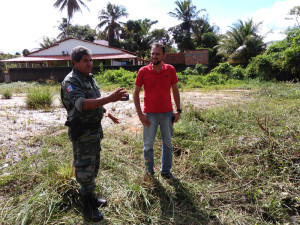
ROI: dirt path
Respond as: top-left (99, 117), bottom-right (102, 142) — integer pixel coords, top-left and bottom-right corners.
top-left (0, 90), bottom-right (251, 169)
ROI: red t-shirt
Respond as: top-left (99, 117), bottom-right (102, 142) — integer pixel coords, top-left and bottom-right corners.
top-left (135, 62), bottom-right (178, 113)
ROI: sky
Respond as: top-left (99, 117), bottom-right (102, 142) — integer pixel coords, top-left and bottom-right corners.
top-left (0, 0), bottom-right (298, 54)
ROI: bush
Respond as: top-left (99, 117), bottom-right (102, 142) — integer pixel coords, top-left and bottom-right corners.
top-left (211, 62), bottom-right (245, 80)
top-left (245, 28), bottom-right (300, 81)
top-left (211, 62), bottom-right (233, 77)
top-left (2, 90), bottom-right (12, 99)
top-left (187, 75), bottom-right (205, 88)
top-left (26, 87), bottom-right (53, 109)
top-left (195, 64), bottom-right (207, 75)
top-left (231, 65), bottom-right (245, 80)
top-left (245, 55), bottom-right (278, 81)
top-left (95, 68), bottom-right (137, 88)
top-left (182, 67), bottom-right (198, 75)
top-left (205, 71), bottom-right (225, 85)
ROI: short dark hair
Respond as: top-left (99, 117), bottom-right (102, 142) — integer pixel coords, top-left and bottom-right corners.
top-left (71, 46), bottom-right (92, 63)
top-left (151, 43), bottom-right (166, 54)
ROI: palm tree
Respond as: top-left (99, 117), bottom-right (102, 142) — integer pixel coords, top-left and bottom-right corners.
top-left (53, 0), bottom-right (91, 36)
top-left (96, 2), bottom-right (128, 47)
top-left (168, 0), bottom-right (205, 51)
top-left (217, 18), bottom-right (266, 63)
top-left (57, 18), bottom-right (69, 40)
top-left (169, 0), bottom-right (205, 33)
top-left (39, 37), bottom-right (57, 49)
top-left (192, 15), bottom-right (219, 47)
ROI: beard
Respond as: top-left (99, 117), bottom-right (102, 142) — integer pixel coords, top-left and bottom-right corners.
top-left (152, 60), bottom-right (161, 65)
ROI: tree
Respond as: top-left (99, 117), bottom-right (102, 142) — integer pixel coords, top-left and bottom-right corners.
top-left (217, 18), bottom-right (266, 63)
top-left (168, 0), bottom-right (205, 51)
top-left (285, 6), bottom-right (300, 28)
top-left (39, 37), bottom-right (57, 49)
top-left (150, 28), bottom-right (174, 52)
top-left (22, 49), bottom-right (30, 56)
top-left (68, 24), bottom-right (96, 41)
top-left (192, 16), bottom-right (219, 48)
top-left (96, 2), bottom-right (128, 47)
top-left (53, 0), bottom-right (91, 36)
top-left (120, 19), bottom-right (158, 58)
top-left (57, 18), bottom-right (69, 40)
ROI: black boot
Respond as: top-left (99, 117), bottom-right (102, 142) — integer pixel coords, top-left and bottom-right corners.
top-left (81, 193), bottom-right (104, 222)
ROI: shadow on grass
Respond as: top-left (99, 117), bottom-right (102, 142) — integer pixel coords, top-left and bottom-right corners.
top-left (148, 178), bottom-right (221, 225)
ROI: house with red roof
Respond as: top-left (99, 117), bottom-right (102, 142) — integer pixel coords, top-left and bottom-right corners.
top-left (0, 38), bottom-right (148, 82)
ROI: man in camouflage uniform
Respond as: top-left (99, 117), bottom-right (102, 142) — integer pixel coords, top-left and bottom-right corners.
top-left (61, 46), bottom-right (128, 222)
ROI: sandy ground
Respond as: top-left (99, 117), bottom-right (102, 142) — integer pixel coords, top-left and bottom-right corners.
top-left (0, 90), bottom-right (251, 169)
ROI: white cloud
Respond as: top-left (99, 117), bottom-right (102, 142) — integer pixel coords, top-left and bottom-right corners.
top-left (251, 0), bottom-right (299, 42)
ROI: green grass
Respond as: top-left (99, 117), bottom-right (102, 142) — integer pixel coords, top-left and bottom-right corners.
top-left (26, 87), bottom-right (53, 109)
top-left (0, 80), bottom-right (299, 224)
top-left (1, 89), bottom-right (12, 99)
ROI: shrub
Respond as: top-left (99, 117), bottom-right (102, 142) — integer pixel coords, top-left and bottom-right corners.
top-left (211, 62), bottom-right (233, 77)
top-left (26, 87), bottom-right (53, 109)
top-left (245, 55), bottom-right (278, 81)
top-left (231, 65), bottom-right (245, 80)
top-left (95, 68), bottom-right (137, 88)
top-left (2, 90), bottom-right (12, 99)
top-left (211, 62), bottom-right (245, 80)
top-left (187, 75), bottom-right (206, 88)
top-left (182, 67), bottom-right (198, 75)
top-left (205, 71), bottom-right (225, 85)
top-left (194, 64), bottom-right (207, 75)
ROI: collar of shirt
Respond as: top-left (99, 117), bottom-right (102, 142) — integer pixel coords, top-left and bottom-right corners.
top-left (149, 62), bottom-right (166, 73)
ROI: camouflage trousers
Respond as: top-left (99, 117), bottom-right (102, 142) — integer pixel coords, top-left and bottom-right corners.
top-left (72, 139), bottom-right (101, 194)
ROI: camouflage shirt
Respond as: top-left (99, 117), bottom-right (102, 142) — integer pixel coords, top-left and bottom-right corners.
top-left (61, 68), bottom-right (104, 142)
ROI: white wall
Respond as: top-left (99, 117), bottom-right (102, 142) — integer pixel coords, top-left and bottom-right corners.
top-left (31, 39), bottom-right (124, 56)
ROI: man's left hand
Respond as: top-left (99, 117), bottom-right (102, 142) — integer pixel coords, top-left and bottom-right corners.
top-left (107, 112), bottom-right (120, 124)
top-left (172, 112), bottom-right (181, 124)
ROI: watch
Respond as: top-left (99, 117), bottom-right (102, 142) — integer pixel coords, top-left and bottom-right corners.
top-left (177, 109), bottom-right (182, 113)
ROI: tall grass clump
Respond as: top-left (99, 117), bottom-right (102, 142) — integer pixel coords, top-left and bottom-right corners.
top-left (1, 89), bottom-right (12, 99)
top-left (26, 86), bottom-right (53, 109)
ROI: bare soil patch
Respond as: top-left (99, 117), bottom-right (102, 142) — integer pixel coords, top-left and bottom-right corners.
top-left (0, 90), bottom-right (251, 168)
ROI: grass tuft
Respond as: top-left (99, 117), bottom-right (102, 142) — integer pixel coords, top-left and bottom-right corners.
top-left (26, 87), bottom-right (53, 109)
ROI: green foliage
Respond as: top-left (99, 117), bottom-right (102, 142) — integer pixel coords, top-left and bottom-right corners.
top-left (231, 65), bottom-right (245, 79)
top-left (120, 19), bottom-right (158, 58)
top-left (205, 71), bottom-right (225, 84)
top-left (211, 62), bottom-right (233, 76)
top-left (182, 64), bottom-right (207, 76)
top-left (245, 28), bottom-right (300, 81)
top-left (182, 66), bottom-right (198, 75)
top-left (0, 53), bottom-right (19, 70)
top-left (195, 63), bottom-right (207, 74)
top-left (26, 87), bottom-right (53, 109)
top-left (246, 55), bottom-right (276, 81)
top-left (68, 24), bottom-right (96, 42)
top-left (211, 62), bottom-right (245, 80)
top-left (217, 18), bottom-right (265, 63)
top-left (2, 89), bottom-right (12, 99)
top-left (95, 68), bottom-right (137, 88)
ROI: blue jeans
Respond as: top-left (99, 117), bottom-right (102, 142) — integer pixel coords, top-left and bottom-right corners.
top-left (143, 111), bottom-right (173, 175)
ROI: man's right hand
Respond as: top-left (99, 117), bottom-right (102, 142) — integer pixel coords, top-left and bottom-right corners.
top-left (139, 113), bottom-right (151, 127)
top-left (109, 88), bottom-right (128, 102)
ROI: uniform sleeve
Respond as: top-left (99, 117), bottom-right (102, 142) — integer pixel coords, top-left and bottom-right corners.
top-left (135, 67), bottom-right (144, 87)
top-left (63, 78), bottom-right (85, 112)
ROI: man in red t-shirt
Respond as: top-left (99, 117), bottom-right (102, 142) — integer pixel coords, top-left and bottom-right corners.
top-left (133, 43), bottom-right (182, 181)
